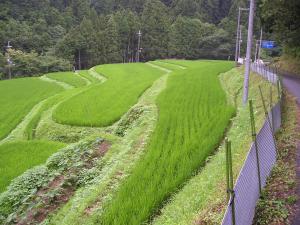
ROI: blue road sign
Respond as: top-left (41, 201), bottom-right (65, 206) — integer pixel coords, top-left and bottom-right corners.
top-left (261, 41), bottom-right (276, 49)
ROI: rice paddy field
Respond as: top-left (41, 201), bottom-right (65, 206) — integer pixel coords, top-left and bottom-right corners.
top-left (97, 60), bottom-right (235, 225)
top-left (0, 78), bottom-right (63, 140)
top-left (53, 63), bottom-right (164, 127)
top-left (45, 72), bottom-right (87, 87)
top-left (1, 60), bottom-right (273, 225)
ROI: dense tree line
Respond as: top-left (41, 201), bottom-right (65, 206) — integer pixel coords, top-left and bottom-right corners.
top-left (0, 0), bottom-right (248, 78)
top-left (259, 0), bottom-right (300, 58)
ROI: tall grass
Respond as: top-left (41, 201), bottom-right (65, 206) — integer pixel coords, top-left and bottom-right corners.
top-left (0, 78), bottom-right (63, 140)
top-left (46, 72), bottom-right (87, 87)
top-left (53, 63), bottom-right (164, 127)
top-left (0, 140), bottom-right (65, 192)
top-left (97, 60), bottom-right (234, 225)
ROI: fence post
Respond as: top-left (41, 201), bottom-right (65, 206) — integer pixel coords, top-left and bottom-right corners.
top-left (226, 138), bottom-right (230, 201)
top-left (249, 100), bottom-right (262, 194)
top-left (259, 86), bottom-right (278, 154)
top-left (270, 85), bottom-right (275, 134)
top-left (226, 139), bottom-right (236, 225)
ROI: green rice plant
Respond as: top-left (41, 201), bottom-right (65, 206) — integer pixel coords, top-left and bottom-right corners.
top-left (97, 60), bottom-right (235, 225)
top-left (0, 78), bottom-right (63, 140)
top-left (53, 63), bottom-right (164, 127)
top-left (0, 140), bottom-right (65, 192)
top-left (46, 72), bottom-right (87, 87)
top-left (78, 70), bottom-right (100, 83)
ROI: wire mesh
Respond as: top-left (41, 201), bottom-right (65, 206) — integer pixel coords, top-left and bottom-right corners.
top-left (222, 102), bottom-right (281, 225)
top-left (251, 63), bottom-right (278, 84)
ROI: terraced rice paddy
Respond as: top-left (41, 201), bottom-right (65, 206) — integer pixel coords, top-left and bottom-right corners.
top-left (0, 140), bottom-right (65, 192)
top-left (53, 63), bottom-right (164, 127)
top-left (0, 78), bottom-right (63, 140)
top-left (45, 72), bottom-right (87, 87)
top-left (98, 60), bottom-right (235, 225)
top-left (0, 61), bottom-right (241, 224)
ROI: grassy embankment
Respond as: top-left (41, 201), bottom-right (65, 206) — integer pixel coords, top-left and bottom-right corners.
top-left (253, 93), bottom-right (299, 224)
top-left (97, 60), bottom-right (235, 225)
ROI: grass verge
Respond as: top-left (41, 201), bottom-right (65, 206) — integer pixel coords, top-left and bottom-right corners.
top-left (253, 93), bottom-right (300, 224)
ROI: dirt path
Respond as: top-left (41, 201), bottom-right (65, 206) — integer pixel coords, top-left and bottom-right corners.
top-left (282, 75), bottom-right (300, 225)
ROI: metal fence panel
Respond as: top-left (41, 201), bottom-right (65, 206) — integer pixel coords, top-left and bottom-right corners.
top-left (222, 102), bottom-right (281, 225)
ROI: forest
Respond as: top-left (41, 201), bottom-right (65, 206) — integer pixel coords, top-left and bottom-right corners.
top-left (0, 0), bottom-right (299, 78)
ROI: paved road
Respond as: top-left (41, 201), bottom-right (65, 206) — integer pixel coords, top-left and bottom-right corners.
top-left (282, 75), bottom-right (300, 225)
top-left (282, 76), bottom-right (300, 105)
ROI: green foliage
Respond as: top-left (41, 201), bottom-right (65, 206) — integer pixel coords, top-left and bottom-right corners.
top-left (0, 140), bottom-right (65, 192)
top-left (53, 63), bottom-right (163, 127)
top-left (0, 77), bottom-right (63, 140)
top-left (2, 49), bottom-right (71, 79)
top-left (98, 60), bottom-right (234, 225)
top-left (45, 72), bottom-right (87, 87)
top-left (141, 0), bottom-right (171, 60)
top-left (0, 138), bottom-right (100, 224)
top-left (259, 0), bottom-right (300, 58)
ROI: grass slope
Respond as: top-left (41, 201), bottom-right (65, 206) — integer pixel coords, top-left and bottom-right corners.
top-left (97, 60), bottom-right (234, 225)
top-left (0, 140), bottom-right (65, 192)
top-left (53, 63), bottom-right (163, 127)
top-left (0, 78), bottom-right (63, 140)
top-left (46, 72), bottom-right (87, 87)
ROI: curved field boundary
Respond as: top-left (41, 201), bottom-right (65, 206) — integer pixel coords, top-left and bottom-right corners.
top-left (45, 65), bottom-right (171, 225)
top-left (88, 67), bottom-right (107, 82)
top-left (154, 60), bottom-right (187, 69)
top-left (45, 72), bottom-right (87, 88)
top-left (98, 60), bottom-right (235, 225)
top-left (0, 99), bottom-right (48, 144)
top-left (40, 75), bottom-right (73, 89)
top-left (0, 78), bottom-right (64, 141)
top-left (53, 64), bottom-right (164, 127)
top-left (76, 71), bottom-right (91, 85)
top-left (77, 70), bottom-right (100, 84)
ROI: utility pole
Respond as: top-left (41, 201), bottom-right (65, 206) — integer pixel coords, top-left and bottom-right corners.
top-left (136, 30), bottom-right (142, 62)
top-left (78, 49), bottom-right (81, 70)
top-left (6, 41), bottom-right (12, 79)
top-left (258, 28), bottom-right (263, 61)
top-left (238, 27), bottom-right (242, 60)
top-left (235, 7), bottom-right (249, 65)
top-left (254, 40), bottom-right (259, 62)
top-left (243, 0), bottom-right (256, 104)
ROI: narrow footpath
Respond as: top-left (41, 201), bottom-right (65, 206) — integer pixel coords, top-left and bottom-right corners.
top-left (282, 75), bottom-right (300, 225)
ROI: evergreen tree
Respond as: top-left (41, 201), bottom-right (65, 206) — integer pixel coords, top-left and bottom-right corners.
top-left (141, 0), bottom-right (170, 60)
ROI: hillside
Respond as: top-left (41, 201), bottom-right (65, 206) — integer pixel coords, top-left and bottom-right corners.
top-left (0, 0), bottom-right (247, 78)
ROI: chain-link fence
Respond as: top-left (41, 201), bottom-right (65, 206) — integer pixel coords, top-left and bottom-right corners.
top-left (251, 63), bottom-right (278, 84)
top-left (221, 67), bottom-right (281, 225)
top-left (222, 103), bottom-right (281, 225)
